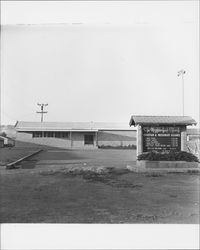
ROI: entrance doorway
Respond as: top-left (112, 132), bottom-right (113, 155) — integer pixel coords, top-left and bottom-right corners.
top-left (84, 134), bottom-right (94, 145)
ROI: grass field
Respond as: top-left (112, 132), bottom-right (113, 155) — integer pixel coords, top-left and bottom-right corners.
top-left (0, 141), bottom-right (199, 223)
top-left (0, 167), bottom-right (199, 223)
top-left (0, 141), bottom-right (44, 166)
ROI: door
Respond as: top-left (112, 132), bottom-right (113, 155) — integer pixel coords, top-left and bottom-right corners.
top-left (84, 134), bottom-right (94, 145)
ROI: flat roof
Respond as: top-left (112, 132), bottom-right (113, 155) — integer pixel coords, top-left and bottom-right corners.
top-left (16, 121), bottom-right (136, 132)
top-left (129, 115), bottom-right (197, 126)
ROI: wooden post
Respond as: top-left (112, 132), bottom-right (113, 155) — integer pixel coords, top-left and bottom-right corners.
top-left (181, 126), bottom-right (187, 151)
top-left (70, 131), bottom-right (72, 148)
top-left (96, 131), bottom-right (98, 148)
top-left (137, 125), bottom-right (143, 156)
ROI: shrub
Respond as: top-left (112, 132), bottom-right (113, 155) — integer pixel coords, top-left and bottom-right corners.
top-left (98, 144), bottom-right (136, 149)
top-left (137, 150), bottom-right (199, 162)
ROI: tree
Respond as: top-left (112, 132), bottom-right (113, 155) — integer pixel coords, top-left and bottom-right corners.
top-left (0, 132), bottom-right (7, 137)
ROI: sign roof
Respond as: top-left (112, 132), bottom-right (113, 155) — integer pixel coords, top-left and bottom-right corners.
top-left (129, 116), bottom-right (197, 126)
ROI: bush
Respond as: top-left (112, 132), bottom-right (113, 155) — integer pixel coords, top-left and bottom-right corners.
top-left (137, 150), bottom-right (199, 162)
top-left (98, 144), bottom-right (136, 149)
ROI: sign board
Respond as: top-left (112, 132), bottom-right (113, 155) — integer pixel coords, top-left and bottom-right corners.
top-left (142, 126), bottom-right (181, 152)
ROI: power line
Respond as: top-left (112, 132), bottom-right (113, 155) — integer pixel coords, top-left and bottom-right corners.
top-left (36, 103), bottom-right (48, 122)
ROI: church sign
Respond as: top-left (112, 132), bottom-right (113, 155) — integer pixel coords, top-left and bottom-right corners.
top-left (129, 115), bottom-right (197, 156)
top-left (142, 126), bottom-right (181, 152)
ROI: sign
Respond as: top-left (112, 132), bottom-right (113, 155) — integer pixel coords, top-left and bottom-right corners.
top-left (142, 126), bottom-right (181, 152)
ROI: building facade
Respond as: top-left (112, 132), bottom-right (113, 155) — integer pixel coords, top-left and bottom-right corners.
top-left (15, 121), bottom-right (136, 149)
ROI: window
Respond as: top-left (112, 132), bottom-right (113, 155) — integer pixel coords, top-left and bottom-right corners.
top-left (32, 132), bottom-right (43, 138)
top-left (55, 132), bottom-right (69, 138)
top-left (84, 134), bottom-right (94, 145)
top-left (32, 131), bottom-right (69, 138)
top-left (44, 132), bottom-right (54, 137)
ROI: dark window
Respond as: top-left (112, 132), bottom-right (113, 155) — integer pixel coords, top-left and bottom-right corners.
top-left (55, 132), bottom-right (69, 138)
top-left (84, 134), bottom-right (94, 145)
top-left (48, 132), bottom-right (54, 137)
top-left (32, 132), bottom-right (43, 138)
top-left (32, 131), bottom-right (69, 138)
top-left (44, 132), bottom-right (54, 137)
top-left (55, 132), bottom-right (60, 138)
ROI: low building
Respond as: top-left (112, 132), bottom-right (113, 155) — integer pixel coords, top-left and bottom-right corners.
top-left (0, 135), bottom-right (15, 147)
top-left (15, 121), bottom-right (136, 149)
top-left (6, 137), bottom-right (15, 147)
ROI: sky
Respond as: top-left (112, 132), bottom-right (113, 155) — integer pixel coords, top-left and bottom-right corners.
top-left (0, 1), bottom-right (199, 126)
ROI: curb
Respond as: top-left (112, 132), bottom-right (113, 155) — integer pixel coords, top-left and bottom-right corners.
top-left (126, 166), bottom-right (200, 173)
top-left (6, 149), bottom-right (43, 169)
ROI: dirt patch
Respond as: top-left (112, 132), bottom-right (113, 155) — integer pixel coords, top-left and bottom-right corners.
top-left (81, 172), bottom-right (143, 189)
top-left (39, 166), bottom-right (141, 189)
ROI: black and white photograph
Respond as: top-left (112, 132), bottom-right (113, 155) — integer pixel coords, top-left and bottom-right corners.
top-left (0, 0), bottom-right (199, 249)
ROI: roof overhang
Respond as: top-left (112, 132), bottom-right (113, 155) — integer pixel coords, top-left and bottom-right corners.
top-left (17, 128), bottom-right (98, 132)
top-left (129, 115), bottom-right (197, 127)
top-left (15, 121), bottom-right (135, 131)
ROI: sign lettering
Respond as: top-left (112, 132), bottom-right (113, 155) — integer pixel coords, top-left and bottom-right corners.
top-left (142, 126), bottom-right (181, 152)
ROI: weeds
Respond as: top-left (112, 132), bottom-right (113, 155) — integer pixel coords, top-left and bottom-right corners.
top-left (39, 165), bottom-right (143, 189)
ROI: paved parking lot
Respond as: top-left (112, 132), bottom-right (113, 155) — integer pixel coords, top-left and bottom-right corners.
top-left (0, 140), bottom-right (136, 167)
top-left (30, 148), bottom-right (136, 168)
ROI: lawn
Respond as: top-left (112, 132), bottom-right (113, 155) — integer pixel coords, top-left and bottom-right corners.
top-left (0, 141), bottom-right (44, 166)
top-left (0, 165), bottom-right (199, 223)
top-left (0, 143), bottom-right (199, 223)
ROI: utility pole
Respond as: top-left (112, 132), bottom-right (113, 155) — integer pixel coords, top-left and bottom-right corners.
top-left (36, 103), bottom-right (48, 122)
top-left (177, 69), bottom-right (186, 116)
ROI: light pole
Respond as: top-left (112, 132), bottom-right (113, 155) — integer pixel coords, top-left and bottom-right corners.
top-left (36, 103), bottom-right (48, 122)
top-left (177, 69), bottom-right (186, 116)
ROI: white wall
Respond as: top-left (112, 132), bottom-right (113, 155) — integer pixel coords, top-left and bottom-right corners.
top-left (71, 132), bottom-right (97, 149)
top-left (97, 130), bottom-right (136, 147)
top-left (16, 132), bottom-right (71, 149)
top-left (16, 130), bottom-right (136, 149)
